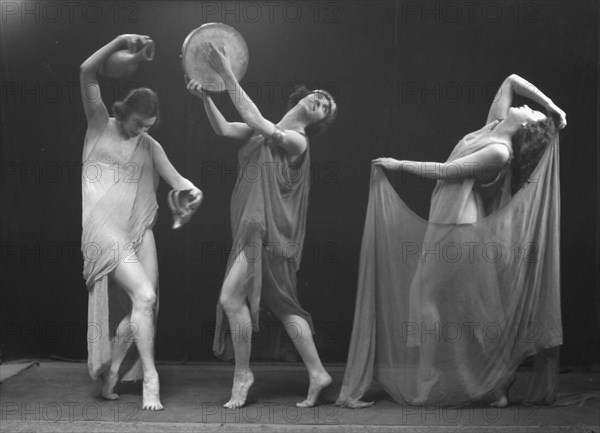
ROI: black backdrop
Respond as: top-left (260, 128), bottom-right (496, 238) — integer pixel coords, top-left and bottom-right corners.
top-left (1, 1), bottom-right (598, 367)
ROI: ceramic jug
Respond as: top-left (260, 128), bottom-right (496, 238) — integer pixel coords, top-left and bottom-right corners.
top-left (100, 40), bottom-right (155, 78)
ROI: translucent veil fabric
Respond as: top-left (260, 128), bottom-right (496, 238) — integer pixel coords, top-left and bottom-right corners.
top-left (213, 133), bottom-right (314, 361)
top-left (82, 131), bottom-right (159, 381)
top-left (336, 133), bottom-right (562, 407)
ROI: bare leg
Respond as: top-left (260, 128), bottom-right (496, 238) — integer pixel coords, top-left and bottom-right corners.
top-left (219, 248), bottom-right (257, 409)
top-left (110, 231), bottom-right (163, 411)
top-left (491, 374), bottom-right (516, 408)
top-left (101, 314), bottom-right (134, 400)
top-left (413, 301), bottom-right (440, 404)
top-left (524, 347), bottom-right (559, 405)
top-left (280, 314), bottom-right (332, 407)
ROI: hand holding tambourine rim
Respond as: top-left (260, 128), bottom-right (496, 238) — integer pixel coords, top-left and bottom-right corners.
top-left (181, 23), bottom-right (249, 92)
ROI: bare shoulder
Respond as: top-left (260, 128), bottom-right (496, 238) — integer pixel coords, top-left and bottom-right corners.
top-left (285, 129), bottom-right (309, 146)
top-left (484, 143), bottom-right (511, 165)
top-left (140, 132), bottom-right (160, 149)
top-left (273, 128), bottom-right (308, 158)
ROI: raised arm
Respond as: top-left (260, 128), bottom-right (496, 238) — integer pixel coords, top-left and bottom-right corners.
top-left (203, 43), bottom-right (308, 157)
top-left (80, 38), bottom-right (118, 132)
top-left (373, 144), bottom-right (511, 184)
top-left (187, 79), bottom-right (253, 140)
top-left (487, 74), bottom-right (566, 128)
top-left (80, 34), bottom-right (151, 130)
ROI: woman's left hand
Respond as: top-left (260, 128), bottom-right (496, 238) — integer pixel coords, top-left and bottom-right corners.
top-left (204, 42), bottom-right (233, 78)
top-left (372, 157), bottom-right (403, 171)
top-left (188, 188), bottom-right (204, 209)
top-left (548, 102), bottom-right (567, 130)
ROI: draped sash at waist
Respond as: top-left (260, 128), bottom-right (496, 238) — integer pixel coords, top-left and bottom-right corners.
top-left (81, 137), bottom-right (158, 288)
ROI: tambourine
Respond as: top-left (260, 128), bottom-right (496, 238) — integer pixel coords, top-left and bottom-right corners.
top-left (168, 189), bottom-right (203, 230)
top-left (181, 23), bottom-right (249, 92)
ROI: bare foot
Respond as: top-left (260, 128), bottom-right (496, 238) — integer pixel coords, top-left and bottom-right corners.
top-left (142, 373), bottom-right (163, 411)
top-left (412, 370), bottom-right (440, 405)
top-left (346, 398), bottom-right (375, 409)
top-left (491, 374), bottom-right (515, 408)
top-left (296, 371), bottom-right (332, 408)
top-left (101, 371), bottom-right (119, 400)
top-left (224, 370), bottom-right (254, 409)
top-left (491, 393), bottom-right (508, 408)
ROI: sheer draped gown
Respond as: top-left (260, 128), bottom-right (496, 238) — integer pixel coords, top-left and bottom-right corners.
top-left (82, 121), bottom-right (159, 381)
top-left (213, 132), bottom-right (315, 360)
top-left (337, 120), bottom-right (561, 406)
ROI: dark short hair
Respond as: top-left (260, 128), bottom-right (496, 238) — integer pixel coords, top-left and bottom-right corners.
top-left (112, 88), bottom-right (160, 127)
top-left (286, 85), bottom-right (337, 137)
top-left (511, 115), bottom-right (557, 194)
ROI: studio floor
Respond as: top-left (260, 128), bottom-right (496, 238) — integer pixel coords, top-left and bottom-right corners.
top-left (0, 361), bottom-right (598, 433)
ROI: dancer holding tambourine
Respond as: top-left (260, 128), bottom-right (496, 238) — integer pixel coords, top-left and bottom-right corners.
top-left (186, 23), bottom-right (338, 408)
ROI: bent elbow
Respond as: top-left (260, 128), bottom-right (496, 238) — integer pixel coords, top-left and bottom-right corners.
top-left (216, 124), bottom-right (236, 137)
top-left (80, 63), bottom-right (95, 79)
top-left (80, 61), bottom-right (91, 73)
top-left (505, 74), bottom-right (523, 87)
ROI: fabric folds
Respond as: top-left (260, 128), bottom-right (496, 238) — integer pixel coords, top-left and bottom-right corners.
top-left (337, 126), bottom-right (561, 407)
top-left (82, 128), bottom-right (159, 381)
top-left (213, 133), bottom-right (314, 360)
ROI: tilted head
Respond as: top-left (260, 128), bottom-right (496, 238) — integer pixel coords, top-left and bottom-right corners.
top-left (286, 85), bottom-right (338, 137)
top-left (506, 104), bottom-right (547, 126)
top-left (510, 113), bottom-right (558, 194)
top-left (113, 88), bottom-right (160, 138)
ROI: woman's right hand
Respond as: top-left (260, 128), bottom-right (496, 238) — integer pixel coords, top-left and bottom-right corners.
top-left (372, 157), bottom-right (403, 171)
top-left (187, 78), bottom-right (208, 101)
top-left (188, 188), bottom-right (204, 209)
top-left (119, 34), bottom-right (151, 52)
top-left (203, 43), bottom-right (233, 78)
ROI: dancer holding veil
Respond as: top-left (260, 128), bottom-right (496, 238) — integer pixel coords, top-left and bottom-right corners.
top-left (338, 74), bottom-right (566, 408)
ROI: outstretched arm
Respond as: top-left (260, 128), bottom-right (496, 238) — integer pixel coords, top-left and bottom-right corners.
top-left (373, 144), bottom-right (511, 184)
top-left (203, 43), bottom-right (307, 157)
top-left (487, 74), bottom-right (566, 128)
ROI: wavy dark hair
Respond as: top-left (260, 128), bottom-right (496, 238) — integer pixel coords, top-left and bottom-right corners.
top-left (112, 88), bottom-right (160, 127)
top-left (510, 115), bottom-right (557, 194)
top-left (286, 85), bottom-right (337, 137)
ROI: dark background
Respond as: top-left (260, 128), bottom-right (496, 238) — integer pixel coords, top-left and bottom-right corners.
top-left (1, 1), bottom-right (598, 367)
